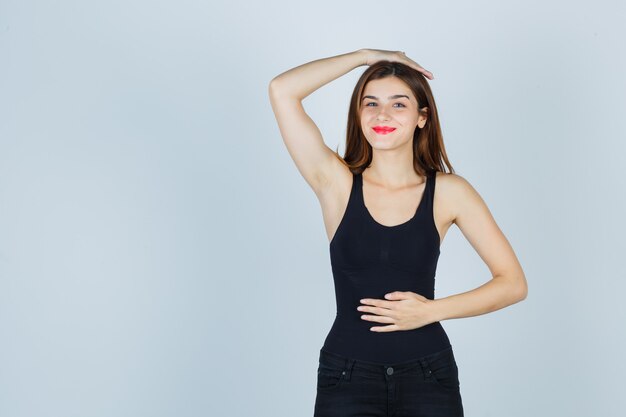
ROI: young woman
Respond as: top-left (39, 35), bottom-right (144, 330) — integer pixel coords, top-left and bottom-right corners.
top-left (268, 49), bottom-right (528, 417)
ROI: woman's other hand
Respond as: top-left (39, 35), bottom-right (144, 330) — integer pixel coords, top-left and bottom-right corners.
top-left (360, 48), bottom-right (434, 80)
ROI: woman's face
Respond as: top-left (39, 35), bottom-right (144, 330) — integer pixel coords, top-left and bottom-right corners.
top-left (360, 77), bottom-right (426, 151)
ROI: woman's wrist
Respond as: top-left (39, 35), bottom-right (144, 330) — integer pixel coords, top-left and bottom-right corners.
top-left (356, 48), bottom-right (370, 66)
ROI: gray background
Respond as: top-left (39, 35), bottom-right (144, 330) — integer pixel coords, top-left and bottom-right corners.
top-left (1, 0), bottom-right (625, 416)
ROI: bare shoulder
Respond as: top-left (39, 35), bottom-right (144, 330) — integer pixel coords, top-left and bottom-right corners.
top-left (434, 171), bottom-right (474, 193)
top-left (434, 171), bottom-right (483, 225)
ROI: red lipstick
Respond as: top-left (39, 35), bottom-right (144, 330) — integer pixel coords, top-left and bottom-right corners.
top-left (372, 126), bottom-right (396, 134)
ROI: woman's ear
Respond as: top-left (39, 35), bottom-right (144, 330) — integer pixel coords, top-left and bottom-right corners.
top-left (417, 107), bottom-right (429, 129)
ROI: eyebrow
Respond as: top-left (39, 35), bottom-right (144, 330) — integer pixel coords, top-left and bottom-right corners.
top-left (362, 94), bottom-right (410, 101)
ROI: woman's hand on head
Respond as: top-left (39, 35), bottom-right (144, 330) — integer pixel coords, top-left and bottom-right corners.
top-left (360, 48), bottom-right (434, 80)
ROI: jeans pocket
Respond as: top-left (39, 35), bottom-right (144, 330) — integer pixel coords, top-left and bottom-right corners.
top-left (317, 363), bottom-right (346, 391)
top-left (429, 360), bottom-right (460, 392)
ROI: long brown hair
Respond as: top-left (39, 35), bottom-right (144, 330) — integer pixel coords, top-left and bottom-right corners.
top-left (333, 60), bottom-right (455, 177)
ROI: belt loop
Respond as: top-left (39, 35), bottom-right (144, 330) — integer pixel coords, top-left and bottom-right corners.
top-left (419, 359), bottom-right (432, 380)
top-left (343, 358), bottom-right (356, 381)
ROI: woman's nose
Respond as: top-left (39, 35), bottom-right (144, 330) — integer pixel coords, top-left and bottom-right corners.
top-left (377, 112), bottom-right (390, 121)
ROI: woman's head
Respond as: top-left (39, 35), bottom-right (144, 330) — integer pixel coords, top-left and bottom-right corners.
top-left (359, 76), bottom-right (425, 154)
top-left (337, 60), bottom-right (454, 176)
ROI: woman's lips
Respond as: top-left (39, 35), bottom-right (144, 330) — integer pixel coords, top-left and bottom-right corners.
top-left (372, 127), bottom-right (396, 135)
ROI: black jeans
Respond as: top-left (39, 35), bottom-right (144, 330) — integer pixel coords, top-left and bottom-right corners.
top-left (314, 345), bottom-right (464, 417)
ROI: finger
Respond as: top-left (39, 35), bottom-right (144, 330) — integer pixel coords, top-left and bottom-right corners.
top-left (359, 304), bottom-right (395, 315)
top-left (420, 68), bottom-right (435, 80)
top-left (414, 293), bottom-right (427, 301)
top-left (406, 59), bottom-right (434, 79)
top-left (385, 291), bottom-right (409, 300)
top-left (372, 307), bottom-right (399, 320)
top-left (361, 314), bottom-right (395, 324)
top-left (415, 66), bottom-right (434, 80)
top-left (361, 298), bottom-right (397, 308)
top-left (360, 298), bottom-right (383, 307)
top-left (370, 324), bottom-right (400, 332)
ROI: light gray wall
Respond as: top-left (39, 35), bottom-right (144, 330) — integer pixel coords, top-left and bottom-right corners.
top-left (1, 0), bottom-right (625, 416)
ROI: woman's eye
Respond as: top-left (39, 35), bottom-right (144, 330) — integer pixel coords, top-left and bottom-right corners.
top-left (365, 102), bottom-right (405, 108)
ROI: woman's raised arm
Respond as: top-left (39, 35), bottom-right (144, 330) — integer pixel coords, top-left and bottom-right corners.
top-left (268, 50), bottom-right (368, 194)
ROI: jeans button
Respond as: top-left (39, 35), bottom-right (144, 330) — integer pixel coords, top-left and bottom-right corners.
top-left (386, 367), bottom-right (394, 375)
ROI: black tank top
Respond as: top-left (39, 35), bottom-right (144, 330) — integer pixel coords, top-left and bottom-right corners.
top-left (321, 170), bottom-right (451, 364)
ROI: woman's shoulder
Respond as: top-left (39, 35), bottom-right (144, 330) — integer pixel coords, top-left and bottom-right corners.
top-left (433, 171), bottom-right (478, 202)
top-left (434, 170), bottom-right (470, 187)
top-left (432, 171), bottom-right (480, 225)
top-left (434, 171), bottom-right (485, 214)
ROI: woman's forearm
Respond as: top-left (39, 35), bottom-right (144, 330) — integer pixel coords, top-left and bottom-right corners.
top-left (429, 275), bottom-right (527, 322)
top-left (269, 49), bottom-right (368, 100)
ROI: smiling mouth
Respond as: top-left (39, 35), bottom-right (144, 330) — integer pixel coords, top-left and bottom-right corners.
top-left (372, 127), bottom-right (396, 134)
